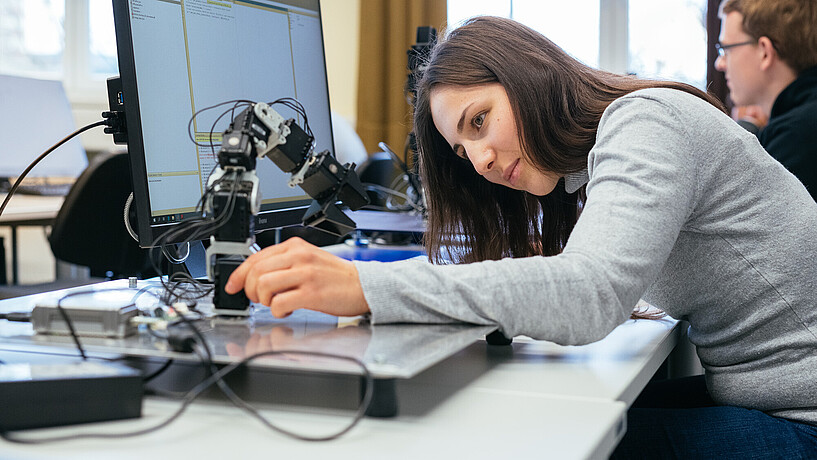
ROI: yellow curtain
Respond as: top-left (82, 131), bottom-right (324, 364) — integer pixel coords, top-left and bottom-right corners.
top-left (356, 0), bottom-right (447, 159)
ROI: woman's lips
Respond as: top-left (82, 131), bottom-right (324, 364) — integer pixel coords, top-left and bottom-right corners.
top-left (506, 159), bottom-right (520, 186)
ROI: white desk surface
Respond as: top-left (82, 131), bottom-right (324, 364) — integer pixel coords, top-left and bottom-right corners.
top-left (429, 318), bottom-right (681, 406)
top-left (0, 194), bottom-right (63, 224)
top-left (0, 307), bottom-right (679, 460)
top-left (0, 379), bottom-right (626, 460)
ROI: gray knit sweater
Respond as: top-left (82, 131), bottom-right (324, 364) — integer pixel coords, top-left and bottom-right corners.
top-left (354, 88), bottom-right (817, 424)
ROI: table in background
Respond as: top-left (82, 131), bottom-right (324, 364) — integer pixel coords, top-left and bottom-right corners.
top-left (0, 193), bottom-right (64, 285)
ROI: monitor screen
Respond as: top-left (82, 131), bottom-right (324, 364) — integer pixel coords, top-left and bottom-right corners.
top-left (112, 0), bottom-right (333, 247)
top-left (0, 75), bottom-right (88, 180)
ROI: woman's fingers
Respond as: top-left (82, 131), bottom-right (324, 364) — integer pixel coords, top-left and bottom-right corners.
top-left (224, 237), bottom-right (370, 317)
top-left (225, 237), bottom-right (301, 294)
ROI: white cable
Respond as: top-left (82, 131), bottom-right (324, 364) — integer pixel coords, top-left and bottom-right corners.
top-left (125, 191), bottom-right (191, 264)
top-left (124, 192), bottom-right (140, 242)
top-left (162, 242), bottom-right (190, 264)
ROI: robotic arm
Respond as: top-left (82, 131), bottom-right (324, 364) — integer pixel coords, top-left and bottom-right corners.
top-left (205, 102), bottom-right (368, 316)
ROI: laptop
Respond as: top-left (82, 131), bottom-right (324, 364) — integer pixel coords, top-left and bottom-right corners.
top-left (0, 75), bottom-right (88, 195)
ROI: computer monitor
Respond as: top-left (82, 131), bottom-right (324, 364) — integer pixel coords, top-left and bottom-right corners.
top-left (111, 0), bottom-right (333, 248)
top-left (0, 75), bottom-right (88, 180)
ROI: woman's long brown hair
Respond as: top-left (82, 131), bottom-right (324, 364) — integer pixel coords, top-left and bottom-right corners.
top-left (414, 16), bottom-right (724, 265)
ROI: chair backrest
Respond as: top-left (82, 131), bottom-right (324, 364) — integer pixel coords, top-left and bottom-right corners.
top-left (49, 151), bottom-right (152, 278)
top-left (356, 151), bottom-right (400, 207)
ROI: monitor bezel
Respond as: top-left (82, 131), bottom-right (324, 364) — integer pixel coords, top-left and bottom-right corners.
top-left (111, 0), bottom-right (331, 248)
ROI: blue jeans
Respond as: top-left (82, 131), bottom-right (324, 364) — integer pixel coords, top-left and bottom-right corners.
top-left (611, 376), bottom-right (817, 459)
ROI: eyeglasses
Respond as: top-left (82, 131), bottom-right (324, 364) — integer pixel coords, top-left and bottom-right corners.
top-left (715, 40), bottom-right (756, 57)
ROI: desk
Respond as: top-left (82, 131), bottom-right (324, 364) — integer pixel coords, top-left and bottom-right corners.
top-left (437, 318), bottom-right (681, 406)
top-left (0, 283), bottom-right (679, 459)
top-left (0, 372), bottom-right (625, 460)
top-left (0, 194), bottom-right (64, 284)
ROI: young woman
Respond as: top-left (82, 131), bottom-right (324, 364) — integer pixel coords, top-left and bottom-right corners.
top-left (226, 17), bottom-right (817, 455)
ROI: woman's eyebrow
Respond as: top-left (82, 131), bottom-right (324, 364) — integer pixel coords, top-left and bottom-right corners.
top-left (457, 102), bottom-right (475, 133)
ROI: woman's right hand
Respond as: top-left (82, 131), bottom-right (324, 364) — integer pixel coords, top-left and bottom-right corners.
top-left (225, 237), bottom-right (371, 318)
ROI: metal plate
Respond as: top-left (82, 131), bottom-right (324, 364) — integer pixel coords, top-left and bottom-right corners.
top-left (0, 279), bottom-right (493, 379)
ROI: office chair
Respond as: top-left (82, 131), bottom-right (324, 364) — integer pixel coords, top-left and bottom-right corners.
top-left (356, 151), bottom-right (400, 208)
top-left (49, 150), bottom-right (154, 278)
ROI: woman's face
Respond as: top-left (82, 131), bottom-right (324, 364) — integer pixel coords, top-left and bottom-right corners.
top-left (430, 83), bottom-right (561, 196)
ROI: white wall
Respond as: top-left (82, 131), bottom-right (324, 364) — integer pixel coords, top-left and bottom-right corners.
top-left (321, 0), bottom-right (361, 127)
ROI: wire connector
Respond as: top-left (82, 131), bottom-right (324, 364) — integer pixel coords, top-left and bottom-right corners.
top-left (0, 312), bottom-right (32, 322)
top-left (166, 328), bottom-right (197, 353)
top-left (103, 76), bottom-right (128, 144)
top-left (102, 110), bottom-right (127, 143)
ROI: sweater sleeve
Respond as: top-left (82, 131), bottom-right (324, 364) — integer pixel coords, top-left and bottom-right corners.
top-left (355, 93), bottom-right (700, 345)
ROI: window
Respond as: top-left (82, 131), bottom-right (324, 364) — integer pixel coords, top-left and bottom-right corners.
top-left (448, 0), bottom-right (600, 68)
top-left (629, 0), bottom-right (707, 88)
top-left (89, 0), bottom-right (119, 78)
top-left (447, 0), bottom-right (707, 89)
top-left (0, 0), bottom-right (65, 79)
top-left (0, 0), bottom-right (119, 102)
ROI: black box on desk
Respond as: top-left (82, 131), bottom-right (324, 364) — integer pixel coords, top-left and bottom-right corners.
top-left (0, 361), bottom-right (143, 431)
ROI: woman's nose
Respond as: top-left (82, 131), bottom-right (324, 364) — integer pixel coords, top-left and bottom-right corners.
top-left (466, 142), bottom-right (495, 175)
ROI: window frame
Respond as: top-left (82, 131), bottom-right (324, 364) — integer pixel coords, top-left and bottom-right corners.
top-left (64, 0), bottom-right (111, 106)
top-left (448, 0), bottom-right (707, 87)
top-left (447, 0), bottom-right (630, 73)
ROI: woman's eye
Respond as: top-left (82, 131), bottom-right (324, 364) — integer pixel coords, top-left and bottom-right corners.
top-left (472, 112), bottom-right (485, 129)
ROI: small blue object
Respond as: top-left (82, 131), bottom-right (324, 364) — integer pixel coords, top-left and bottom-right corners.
top-left (331, 247), bottom-right (425, 262)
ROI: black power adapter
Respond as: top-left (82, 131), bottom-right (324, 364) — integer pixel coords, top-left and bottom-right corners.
top-left (0, 361), bottom-right (143, 431)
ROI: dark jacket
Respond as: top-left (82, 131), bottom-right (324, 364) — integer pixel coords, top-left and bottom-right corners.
top-left (759, 66), bottom-right (817, 201)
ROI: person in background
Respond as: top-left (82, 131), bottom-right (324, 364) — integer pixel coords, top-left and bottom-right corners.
top-left (226, 16), bottom-right (817, 456)
top-left (716, 0), bottom-right (817, 199)
top-left (731, 104), bottom-right (766, 135)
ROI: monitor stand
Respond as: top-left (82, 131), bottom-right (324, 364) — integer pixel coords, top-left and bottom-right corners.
top-left (167, 240), bottom-right (209, 281)
top-left (176, 229), bottom-right (284, 281)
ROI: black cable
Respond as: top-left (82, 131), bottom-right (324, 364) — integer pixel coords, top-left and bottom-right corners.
top-left (142, 387), bottom-right (189, 399)
top-left (0, 348), bottom-right (373, 444)
top-left (49, 287), bottom-right (155, 361)
top-left (0, 312), bottom-right (31, 322)
top-left (0, 373), bottom-right (200, 444)
top-left (187, 99), bottom-right (254, 148)
top-left (378, 142), bottom-right (423, 211)
top-left (171, 309), bottom-right (373, 442)
top-left (159, 273), bottom-right (213, 307)
top-left (207, 101), bottom-right (251, 156)
top-left (146, 95), bottom-right (322, 315)
top-left (144, 175), bottom-right (228, 298)
top-left (361, 183), bottom-right (424, 213)
top-left (1, 282), bottom-right (373, 443)
top-left (145, 170), bottom-right (238, 301)
top-left (270, 98), bottom-right (313, 139)
top-left (207, 349), bottom-right (374, 442)
top-left (141, 359), bottom-right (174, 383)
top-left (55, 294), bottom-right (89, 361)
top-left (0, 120), bottom-right (108, 219)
